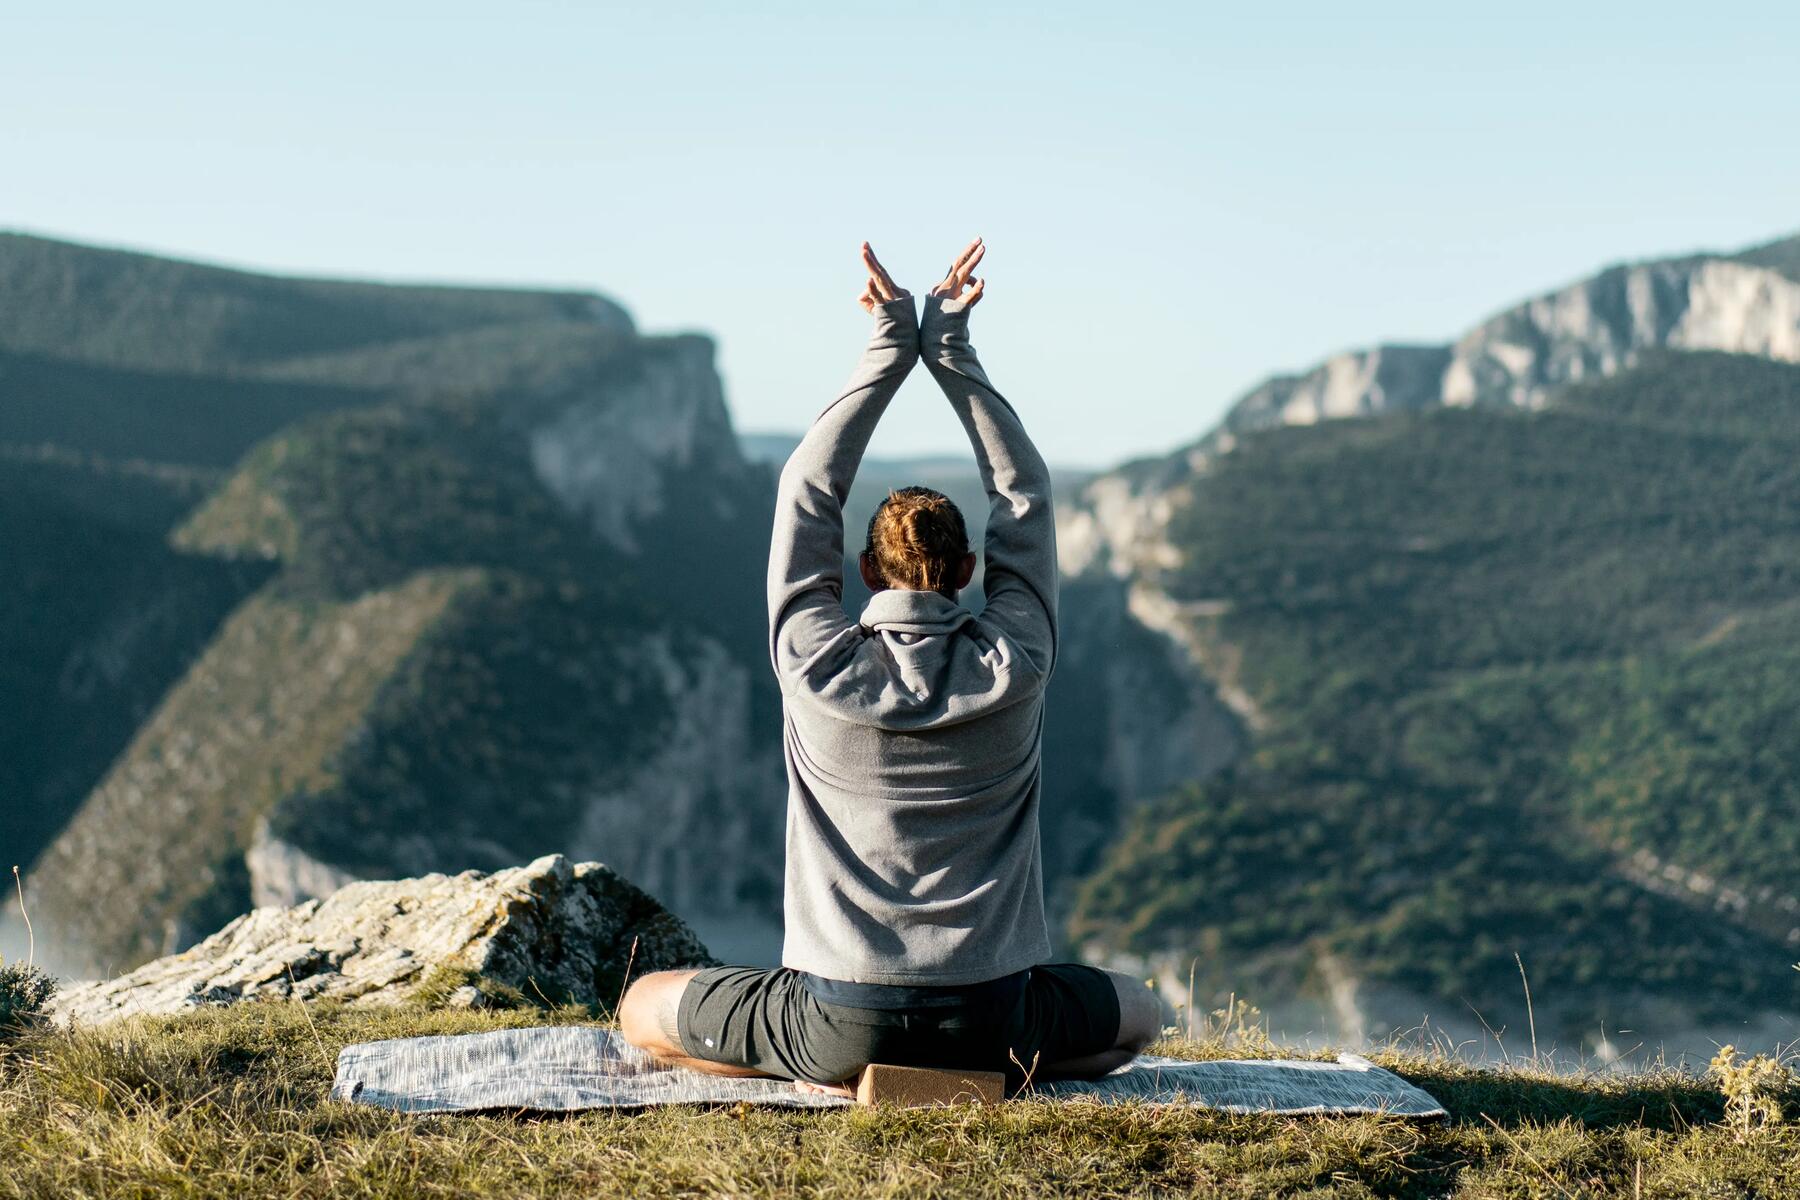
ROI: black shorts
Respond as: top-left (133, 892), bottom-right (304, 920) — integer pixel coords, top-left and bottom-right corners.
top-left (676, 964), bottom-right (1121, 1092)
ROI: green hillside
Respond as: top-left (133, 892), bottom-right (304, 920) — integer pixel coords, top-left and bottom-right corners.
top-left (0, 235), bottom-right (652, 880)
top-left (0, 454), bottom-right (267, 866)
top-left (3, 235), bottom-right (780, 969)
top-left (1071, 351), bottom-right (1800, 1037)
top-left (0, 232), bottom-right (632, 377)
top-left (31, 387), bottom-right (776, 969)
top-left (0, 349), bottom-right (375, 467)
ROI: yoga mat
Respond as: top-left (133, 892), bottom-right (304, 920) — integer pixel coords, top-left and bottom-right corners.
top-left (331, 1025), bottom-right (1447, 1118)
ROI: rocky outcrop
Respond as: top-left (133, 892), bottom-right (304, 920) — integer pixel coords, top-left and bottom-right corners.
top-left (1218, 256), bottom-right (1800, 442)
top-left (50, 855), bottom-right (716, 1027)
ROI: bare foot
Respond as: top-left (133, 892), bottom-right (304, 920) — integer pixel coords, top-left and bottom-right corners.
top-left (794, 1078), bottom-right (856, 1099)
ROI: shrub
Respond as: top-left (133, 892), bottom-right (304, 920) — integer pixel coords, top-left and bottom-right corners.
top-left (0, 958), bottom-right (57, 1036)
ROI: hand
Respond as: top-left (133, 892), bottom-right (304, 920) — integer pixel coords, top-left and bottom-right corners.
top-left (930, 237), bottom-right (985, 308)
top-left (857, 242), bottom-right (911, 312)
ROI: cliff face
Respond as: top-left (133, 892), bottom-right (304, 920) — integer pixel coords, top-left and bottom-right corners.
top-left (1220, 256), bottom-right (1800, 442)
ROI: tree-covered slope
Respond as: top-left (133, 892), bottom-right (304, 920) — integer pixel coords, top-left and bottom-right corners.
top-left (1070, 351), bottom-right (1800, 1041)
top-left (1735, 231), bottom-right (1800, 283)
top-left (0, 234), bottom-right (662, 877)
top-left (30, 383), bottom-right (783, 971)
top-left (0, 349), bottom-right (376, 468)
top-left (0, 453), bottom-right (269, 868)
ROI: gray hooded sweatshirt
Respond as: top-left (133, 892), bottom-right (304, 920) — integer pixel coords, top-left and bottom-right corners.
top-left (767, 291), bottom-right (1057, 986)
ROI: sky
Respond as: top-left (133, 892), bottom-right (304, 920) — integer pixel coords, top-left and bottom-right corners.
top-left (5, 2), bottom-right (1799, 467)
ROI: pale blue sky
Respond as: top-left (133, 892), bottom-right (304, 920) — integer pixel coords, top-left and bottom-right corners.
top-left (5, 1), bottom-right (1798, 466)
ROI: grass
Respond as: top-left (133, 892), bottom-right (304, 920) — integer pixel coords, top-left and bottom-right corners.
top-left (3, 1002), bottom-right (1796, 1198)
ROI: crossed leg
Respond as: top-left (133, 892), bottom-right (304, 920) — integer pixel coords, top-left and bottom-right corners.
top-left (618, 969), bottom-right (778, 1079)
top-left (1035, 968), bottom-right (1162, 1081)
top-left (619, 965), bottom-right (1161, 1092)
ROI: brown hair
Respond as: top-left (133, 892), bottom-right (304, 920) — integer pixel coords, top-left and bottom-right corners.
top-left (864, 486), bottom-right (970, 593)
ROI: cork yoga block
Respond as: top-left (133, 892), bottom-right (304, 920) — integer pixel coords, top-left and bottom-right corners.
top-left (854, 1063), bottom-right (1008, 1107)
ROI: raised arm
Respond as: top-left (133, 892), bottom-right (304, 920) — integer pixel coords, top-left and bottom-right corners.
top-left (920, 238), bottom-right (1058, 678)
top-left (768, 244), bottom-right (919, 686)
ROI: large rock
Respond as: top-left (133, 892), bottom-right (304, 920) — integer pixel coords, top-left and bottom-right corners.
top-left (49, 855), bottom-right (717, 1026)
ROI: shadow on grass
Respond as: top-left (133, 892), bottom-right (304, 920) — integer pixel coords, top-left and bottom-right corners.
top-left (1392, 1061), bottom-right (1723, 1133)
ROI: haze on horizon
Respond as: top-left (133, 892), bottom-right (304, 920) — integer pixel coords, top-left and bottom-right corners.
top-left (5, 0), bottom-right (1798, 467)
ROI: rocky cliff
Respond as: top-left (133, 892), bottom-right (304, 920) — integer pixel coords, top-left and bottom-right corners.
top-left (1223, 251), bottom-right (1800, 441)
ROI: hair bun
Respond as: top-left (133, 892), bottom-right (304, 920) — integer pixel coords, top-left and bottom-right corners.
top-left (865, 487), bottom-right (970, 592)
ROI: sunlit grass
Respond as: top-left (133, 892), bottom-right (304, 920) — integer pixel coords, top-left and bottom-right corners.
top-left (3, 1001), bottom-right (1796, 1198)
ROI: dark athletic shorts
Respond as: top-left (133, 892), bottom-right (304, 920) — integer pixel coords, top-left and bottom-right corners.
top-left (676, 964), bottom-right (1120, 1092)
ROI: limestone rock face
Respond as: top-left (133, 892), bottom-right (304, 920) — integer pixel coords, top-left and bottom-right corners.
top-left (1219, 258), bottom-right (1800, 441)
top-left (49, 855), bottom-right (716, 1027)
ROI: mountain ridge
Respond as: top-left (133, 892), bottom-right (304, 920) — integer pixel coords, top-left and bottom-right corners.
top-left (9, 228), bottom-right (1800, 1056)
top-left (1060, 230), bottom-right (1800, 582)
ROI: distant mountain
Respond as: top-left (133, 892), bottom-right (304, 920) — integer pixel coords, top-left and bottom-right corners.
top-left (3, 234), bottom-right (780, 969)
top-left (1056, 232), bottom-right (1800, 1051)
top-left (1219, 239), bottom-right (1800, 441)
top-left (1062, 237), bottom-right (1800, 586)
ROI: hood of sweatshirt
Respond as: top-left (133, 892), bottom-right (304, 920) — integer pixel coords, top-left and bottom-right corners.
top-left (780, 587), bottom-right (1042, 730)
top-left (856, 587), bottom-right (973, 639)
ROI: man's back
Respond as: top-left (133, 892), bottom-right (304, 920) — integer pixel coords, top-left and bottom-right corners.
top-left (766, 285), bottom-right (1058, 986)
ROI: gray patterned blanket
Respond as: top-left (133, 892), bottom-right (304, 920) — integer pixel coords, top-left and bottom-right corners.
top-left (330, 1026), bottom-right (1447, 1117)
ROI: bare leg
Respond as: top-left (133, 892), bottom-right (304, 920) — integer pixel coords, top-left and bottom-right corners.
top-left (1038, 969), bottom-right (1163, 1081)
top-left (618, 969), bottom-right (781, 1080)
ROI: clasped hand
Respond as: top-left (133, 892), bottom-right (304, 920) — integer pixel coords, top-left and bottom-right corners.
top-left (857, 238), bottom-right (985, 313)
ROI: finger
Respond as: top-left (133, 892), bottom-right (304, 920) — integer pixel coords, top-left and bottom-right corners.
top-left (862, 243), bottom-right (896, 294)
top-left (858, 279), bottom-right (879, 311)
top-left (964, 277), bottom-right (984, 307)
top-left (962, 243), bottom-right (985, 280)
top-left (948, 236), bottom-right (982, 274)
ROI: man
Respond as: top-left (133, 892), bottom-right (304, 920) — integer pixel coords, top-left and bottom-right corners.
top-left (620, 239), bottom-right (1158, 1095)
